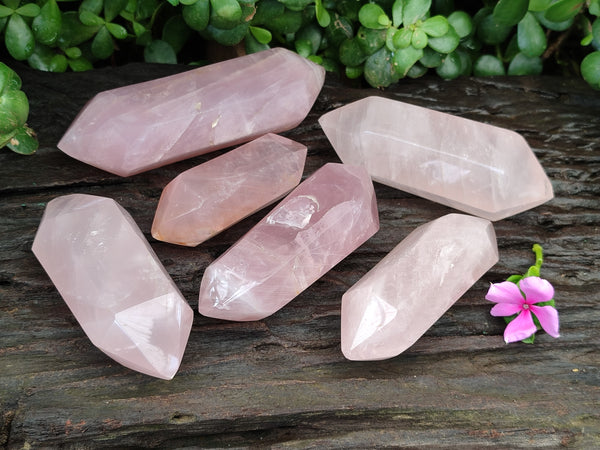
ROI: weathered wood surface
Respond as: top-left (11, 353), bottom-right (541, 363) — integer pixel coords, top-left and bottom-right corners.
top-left (1, 62), bottom-right (599, 448)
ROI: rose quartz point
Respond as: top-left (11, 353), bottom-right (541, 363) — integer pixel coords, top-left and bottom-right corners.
top-left (319, 96), bottom-right (554, 221)
top-left (58, 48), bottom-right (325, 177)
top-left (198, 163), bottom-right (380, 321)
top-left (32, 194), bottom-right (193, 379)
top-left (151, 134), bottom-right (307, 247)
top-left (341, 213), bottom-right (499, 361)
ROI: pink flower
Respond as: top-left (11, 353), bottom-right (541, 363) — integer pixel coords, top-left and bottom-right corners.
top-left (486, 276), bottom-right (560, 343)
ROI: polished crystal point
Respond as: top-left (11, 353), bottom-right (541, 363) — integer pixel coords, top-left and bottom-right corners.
top-left (198, 163), bottom-right (379, 321)
top-left (341, 213), bottom-right (498, 361)
top-left (319, 96), bottom-right (553, 221)
top-left (152, 134), bottom-right (307, 246)
top-left (58, 48), bottom-right (325, 176)
top-left (32, 194), bottom-right (193, 379)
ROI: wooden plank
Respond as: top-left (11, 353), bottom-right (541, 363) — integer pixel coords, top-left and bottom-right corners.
top-left (1, 62), bottom-right (599, 448)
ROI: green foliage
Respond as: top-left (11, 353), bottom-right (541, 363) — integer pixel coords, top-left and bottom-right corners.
top-left (0, 62), bottom-right (38, 154)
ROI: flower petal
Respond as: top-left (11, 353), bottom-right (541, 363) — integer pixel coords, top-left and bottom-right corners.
top-left (530, 305), bottom-right (560, 338)
top-left (503, 310), bottom-right (537, 343)
top-left (491, 303), bottom-right (522, 317)
top-left (519, 276), bottom-right (554, 304)
top-left (486, 281), bottom-right (524, 305)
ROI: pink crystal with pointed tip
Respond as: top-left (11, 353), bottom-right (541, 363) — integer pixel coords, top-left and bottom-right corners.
top-left (152, 134), bottom-right (307, 247)
top-left (32, 194), bottom-right (193, 379)
top-left (319, 96), bottom-right (554, 221)
top-left (341, 213), bottom-right (498, 361)
top-left (198, 163), bottom-right (379, 321)
top-left (58, 48), bottom-right (325, 176)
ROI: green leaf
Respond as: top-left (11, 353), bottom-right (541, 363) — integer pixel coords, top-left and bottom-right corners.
top-left (294, 38), bottom-right (312, 57)
top-left (358, 3), bottom-right (388, 30)
top-left (356, 26), bottom-right (386, 55)
top-left (315, 0), bottom-right (330, 27)
top-left (324, 12), bottom-right (353, 46)
top-left (267, 9), bottom-right (302, 34)
top-left (57, 11), bottom-right (100, 48)
top-left (244, 31), bottom-right (269, 54)
top-left (80, 0), bottom-right (103, 15)
top-left (3, 0), bottom-right (19, 10)
top-left (5, 14), bottom-right (35, 60)
top-left (32, 0), bottom-right (62, 46)
top-left (392, 0), bottom-right (402, 27)
top-left (0, 5), bottom-right (13, 18)
top-left (544, 0), bottom-right (584, 22)
top-left (0, 62), bottom-right (22, 92)
top-left (6, 125), bottom-right (37, 154)
top-left (473, 54), bottom-right (506, 76)
top-left (581, 51), bottom-right (600, 89)
top-left (15, 3), bottom-right (40, 18)
top-left (144, 39), bottom-right (177, 63)
top-left (393, 27), bottom-right (413, 49)
top-left (162, 15), bottom-right (191, 52)
top-left (419, 46), bottom-right (442, 68)
top-left (132, 21), bottom-right (145, 37)
top-left (68, 56), bottom-right (94, 71)
top-left (528, 0), bottom-right (553, 12)
top-left (477, 10), bottom-right (513, 45)
top-left (209, 0), bottom-right (242, 29)
top-left (592, 18), bottom-right (600, 48)
top-left (590, 0), bottom-right (600, 16)
top-left (166, 0), bottom-right (178, 6)
top-left (339, 38), bottom-right (367, 66)
top-left (277, 0), bottom-right (312, 11)
top-left (421, 15), bottom-right (448, 37)
top-left (49, 53), bottom-right (68, 72)
top-left (427, 23), bottom-right (459, 53)
top-left (532, 10), bottom-right (573, 31)
top-left (204, 21), bottom-right (248, 46)
top-left (507, 52), bottom-right (543, 75)
top-left (411, 28), bottom-right (428, 49)
top-left (182, 0), bottom-right (209, 31)
top-left (403, 0), bottom-right (431, 25)
top-left (392, 44), bottom-right (423, 77)
top-left (91, 25), bottom-right (114, 59)
top-left (252, 0), bottom-right (284, 25)
top-left (249, 25), bottom-right (272, 44)
top-left (493, 0), bottom-right (528, 26)
top-left (365, 47), bottom-right (397, 87)
top-left (436, 50), bottom-right (462, 79)
top-left (104, 0), bottom-right (128, 22)
top-left (447, 10), bottom-right (473, 38)
top-left (518, 12), bottom-right (546, 57)
top-left (407, 61), bottom-right (427, 78)
top-left (64, 47), bottom-right (82, 59)
top-left (296, 24), bottom-right (322, 55)
top-left (345, 65), bottom-right (363, 79)
top-left (0, 89), bottom-right (28, 133)
top-left (79, 10), bottom-right (105, 26)
top-left (106, 21), bottom-right (127, 39)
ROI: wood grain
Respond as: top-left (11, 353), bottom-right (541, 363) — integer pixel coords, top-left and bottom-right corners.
top-left (1, 63), bottom-right (599, 448)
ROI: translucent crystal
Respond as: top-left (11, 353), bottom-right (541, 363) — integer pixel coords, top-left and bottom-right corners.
top-left (58, 48), bottom-right (325, 176)
top-left (198, 163), bottom-right (380, 321)
top-left (32, 194), bottom-right (193, 379)
top-left (319, 96), bottom-right (553, 221)
top-left (341, 214), bottom-right (499, 361)
top-left (152, 134), bottom-right (307, 246)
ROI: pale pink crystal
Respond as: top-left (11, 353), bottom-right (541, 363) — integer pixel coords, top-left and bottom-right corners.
top-left (319, 96), bottom-right (554, 221)
top-left (32, 194), bottom-right (193, 379)
top-left (58, 48), bottom-right (325, 177)
top-left (341, 213), bottom-right (498, 361)
top-left (198, 163), bottom-right (379, 321)
top-left (152, 134), bottom-right (307, 247)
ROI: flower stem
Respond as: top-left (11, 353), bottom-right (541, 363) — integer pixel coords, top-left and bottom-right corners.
top-left (525, 244), bottom-right (544, 278)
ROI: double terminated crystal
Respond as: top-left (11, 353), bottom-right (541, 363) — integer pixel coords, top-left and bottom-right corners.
top-left (341, 214), bottom-right (499, 361)
top-left (32, 194), bottom-right (193, 379)
top-left (198, 163), bottom-right (379, 321)
top-left (58, 48), bottom-right (325, 176)
top-left (320, 96), bottom-right (553, 221)
top-left (152, 134), bottom-right (307, 247)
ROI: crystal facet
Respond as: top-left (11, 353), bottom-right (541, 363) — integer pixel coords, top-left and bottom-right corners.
top-left (319, 96), bottom-right (554, 221)
top-left (198, 163), bottom-right (379, 321)
top-left (58, 48), bottom-right (325, 176)
top-left (341, 213), bottom-right (498, 361)
top-left (152, 134), bottom-right (307, 247)
top-left (32, 194), bottom-right (193, 379)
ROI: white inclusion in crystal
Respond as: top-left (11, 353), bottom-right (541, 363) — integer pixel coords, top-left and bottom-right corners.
top-left (351, 295), bottom-right (398, 351)
top-left (266, 195), bottom-right (320, 229)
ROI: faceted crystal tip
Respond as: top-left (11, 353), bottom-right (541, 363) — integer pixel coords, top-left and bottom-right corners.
top-left (32, 194), bottom-right (194, 379)
top-left (341, 213), bottom-right (498, 361)
top-left (319, 96), bottom-right (554, 221)
top-left (58, 48), bottom-right (325, 177)
top-left (198, 163), bottom-right (380, 321)
top-left (151, 134), bottom-right (307, 247)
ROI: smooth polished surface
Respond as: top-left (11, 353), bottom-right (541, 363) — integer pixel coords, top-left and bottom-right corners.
top-left (319, 96), bottom-right (554, 221)
top-left (198, 163), bottom-right (379, 321)
top-left (341, 214), bottom-right (499, 361)
top-left (31, 194), bottom-right (193, 379)
top-left (58, 48), bottom-right (325, 176)
top-left (152, 134), bottom-right (307, 246)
